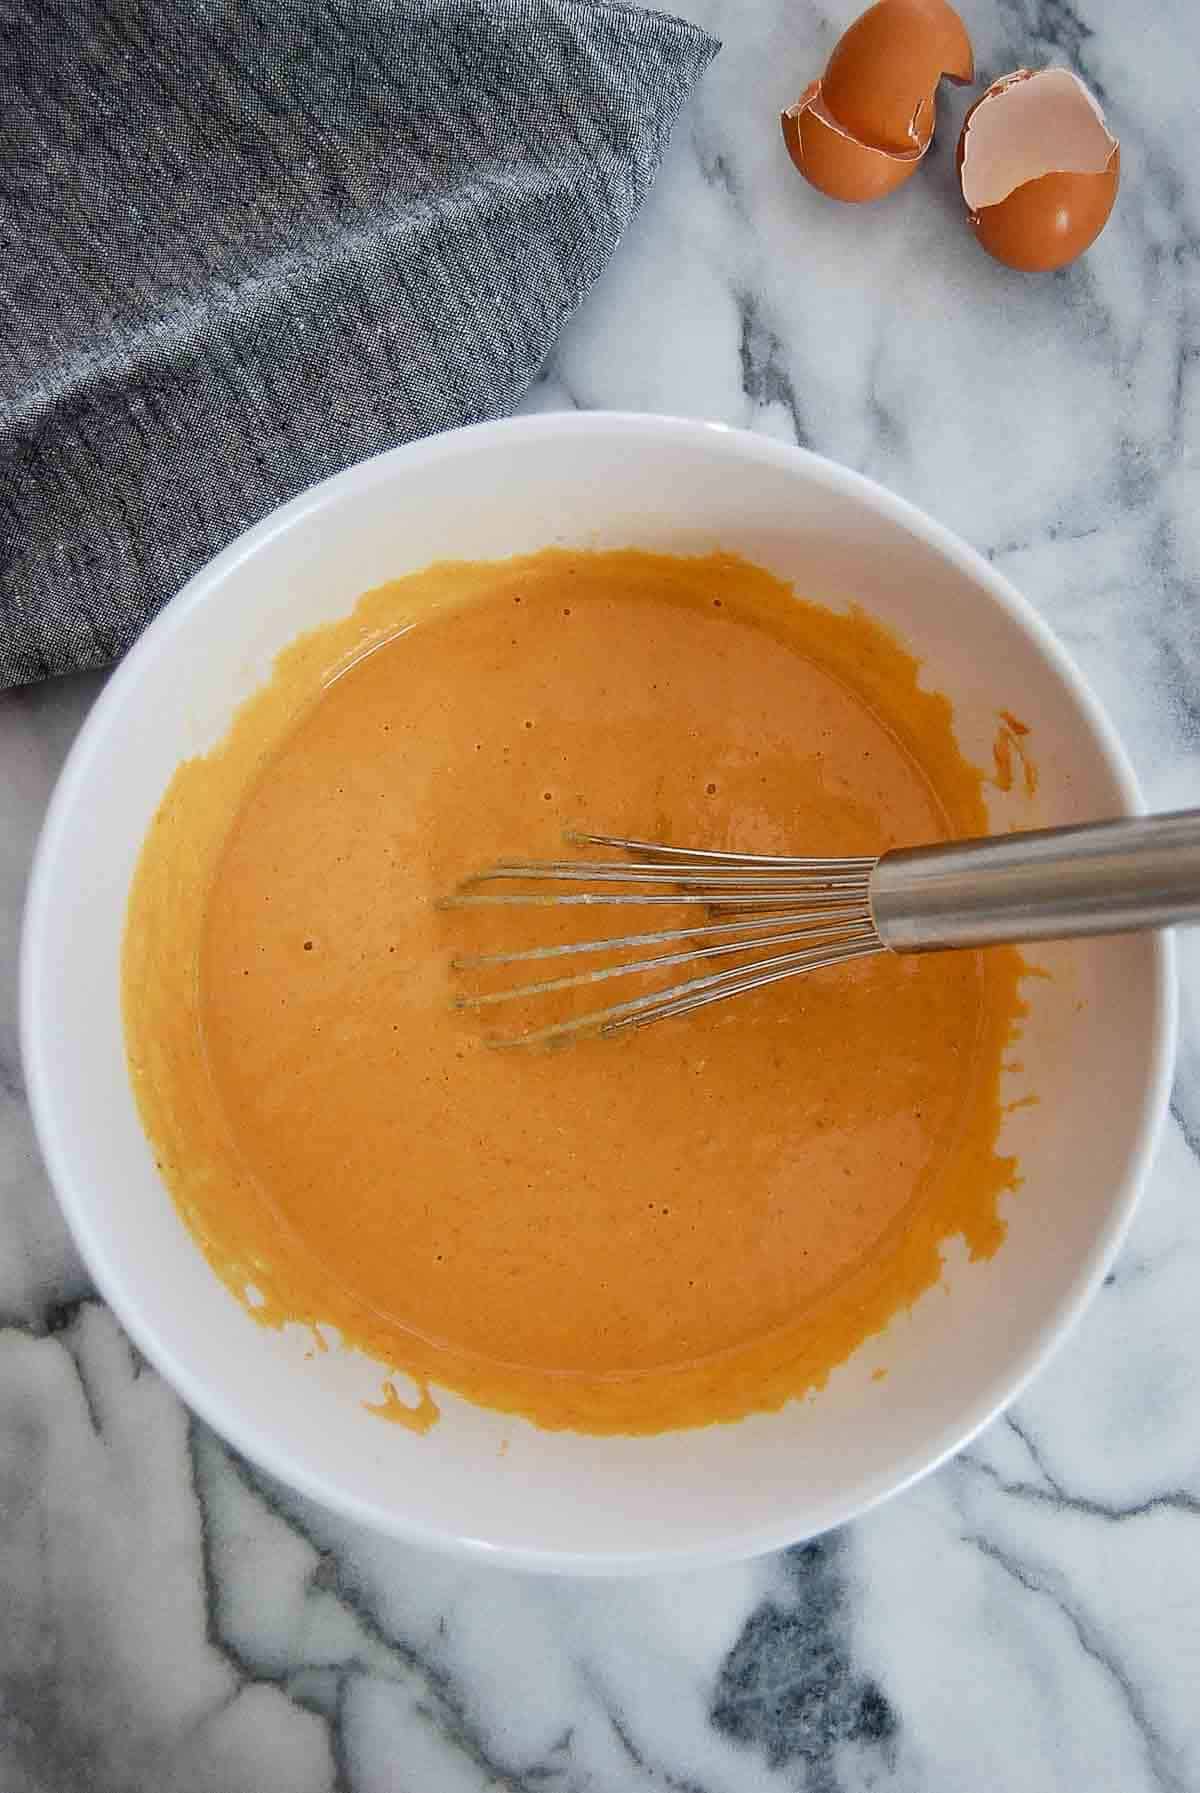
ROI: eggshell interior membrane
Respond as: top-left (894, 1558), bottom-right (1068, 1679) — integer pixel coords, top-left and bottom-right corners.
top-left (960, 69), bottom-right (1118, 212)
top-left (822, 0), bottom-right (974, 155)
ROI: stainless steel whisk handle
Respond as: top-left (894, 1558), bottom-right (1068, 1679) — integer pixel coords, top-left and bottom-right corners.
top-left (871, 808), bottom-right (1200, 953)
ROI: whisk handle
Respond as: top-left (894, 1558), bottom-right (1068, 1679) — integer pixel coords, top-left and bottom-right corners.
top-left (871, 808), bottom-right (1200, 952)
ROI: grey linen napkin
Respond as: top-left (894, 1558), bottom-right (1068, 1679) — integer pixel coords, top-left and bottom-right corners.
top-left (0, 0), bottom-right (717, 688)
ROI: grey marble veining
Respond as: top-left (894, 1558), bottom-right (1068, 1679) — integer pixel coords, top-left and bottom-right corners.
top-left (3, 2), bottom-right (1200, 1788)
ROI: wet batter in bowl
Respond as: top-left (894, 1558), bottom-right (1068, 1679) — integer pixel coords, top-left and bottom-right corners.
top-left (124, 550), bottom-right (1025, 1433)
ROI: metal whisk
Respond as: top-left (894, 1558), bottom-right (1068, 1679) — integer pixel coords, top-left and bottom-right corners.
top-left (445, 810), bottom-right (1200, 1047)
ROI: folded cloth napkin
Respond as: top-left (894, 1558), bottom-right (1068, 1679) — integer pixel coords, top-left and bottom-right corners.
top-left (0, 0), bottom-right (717, 688)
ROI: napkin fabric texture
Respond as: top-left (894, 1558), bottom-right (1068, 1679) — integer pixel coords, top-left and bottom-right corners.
top-left (0, 0), bottom-right (717, 688)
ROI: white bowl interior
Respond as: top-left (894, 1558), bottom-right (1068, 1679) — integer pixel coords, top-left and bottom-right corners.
top-left (22, 416), bottom-right (1172, 1570)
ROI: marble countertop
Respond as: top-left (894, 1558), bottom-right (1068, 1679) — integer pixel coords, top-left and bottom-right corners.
top-left (3, 1), bottom-right (1200, 1788)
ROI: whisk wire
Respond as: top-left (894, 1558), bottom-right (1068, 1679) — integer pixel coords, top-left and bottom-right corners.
top-left (451, 906), bottom-right (873, 971)
top-left (486, 937), bottom-right (885, 1048)
top-left (446, 831), bottom-right (885, 1045)
top-left (457, 918), bottom-right (879, 1011)
top-left (567, 830), bottom-right (876, 869)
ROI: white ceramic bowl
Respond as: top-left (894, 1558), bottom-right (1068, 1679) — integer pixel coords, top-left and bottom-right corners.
top-left (21, 414), bottom-right (1174, 1572)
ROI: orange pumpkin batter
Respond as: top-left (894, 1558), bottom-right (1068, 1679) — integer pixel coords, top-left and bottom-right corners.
top-left (123, 549), bottom-right (1025, 1434)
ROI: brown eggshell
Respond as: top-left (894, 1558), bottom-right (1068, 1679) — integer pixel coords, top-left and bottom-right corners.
top-left (822, 0), bottom-right (974, 154)
top-left (782, 80), bottom-right (926, 204)
top-left (957, 68), bottom-right (1120, 272)
top-left (965, 160), bottom-right (1120, 271)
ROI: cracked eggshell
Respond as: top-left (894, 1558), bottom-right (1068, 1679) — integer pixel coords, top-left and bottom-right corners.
top-left (957, 68), bottom-right (1121, 271)
top-left (781, 80), bottom-right (926, 203)
top-left (822, 0), bottom-right (974, 153)
top-left (781, 0), bottom-right (973, 204)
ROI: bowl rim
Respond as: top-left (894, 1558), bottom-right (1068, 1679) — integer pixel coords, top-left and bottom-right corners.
top-left (20, 411), bottom-right (1177, 1573)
